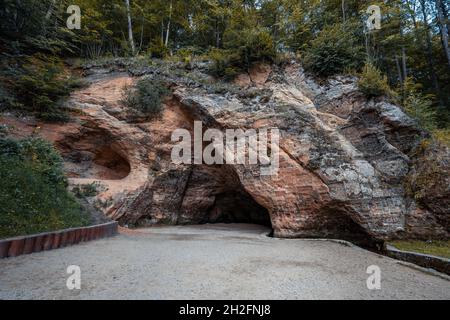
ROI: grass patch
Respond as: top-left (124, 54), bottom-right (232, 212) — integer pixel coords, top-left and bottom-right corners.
top-left (389, 240), bottom-right (450, 259)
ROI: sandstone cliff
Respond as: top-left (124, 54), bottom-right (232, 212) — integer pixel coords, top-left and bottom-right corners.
top-left (4, 59), bottom-right (447, 245)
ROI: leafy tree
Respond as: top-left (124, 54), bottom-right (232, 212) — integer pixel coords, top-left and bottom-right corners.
top-left (0, 0), bottom-right (449, 128)
top-left (302, 21), bottom-right (365, 77)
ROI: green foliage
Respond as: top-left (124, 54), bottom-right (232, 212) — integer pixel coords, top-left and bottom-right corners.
top-left (302, 22), bottom-right (365, 77)
top-left (2, 55), bottom-right (83, 122)
top-left (121, 78), bottom-right (170, 116)
top-left (401, 78), bottom-right (437, 131)
top-left (175, 47), bottom-right (204, 67)
top-left (358, 62), bottom-right (395, 98)
top-left (0, 137), bottom-right (89, 239)
top-left (224, 28), bottom-right (277, 68)
top-left (389, 240), bottom-right (450, 259)
top-left (73, 183), bottom-right (100, 198)
top-left (15, 58), bottom-right (71, 121)
top-left (209, 28), bottom-right (276, 79)
top-left (208, 48), bottom-right (242, 79)
top-left (0, 0), bottom-right (77, 56)
top-left (404, 95), bottom-right (437, 132)
top-left (149, 41), bottom-right (170, 59)
top-left (404, 139), bottom-right (448, 209)
top-left (1, 0), bottom-right (449, 126)
top-left (0, 1), bottom-right (83, 121)
top-left (0, 84), bottom-right (19, 112)
top-left (432, 129), bottom-right (450, 147)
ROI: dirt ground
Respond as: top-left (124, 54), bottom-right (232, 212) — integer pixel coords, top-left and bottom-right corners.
top-left (0, 224), bottom-right (449, 300)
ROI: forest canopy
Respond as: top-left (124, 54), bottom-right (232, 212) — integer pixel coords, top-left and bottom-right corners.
top-left (0, 0), bottom-right (449, 127)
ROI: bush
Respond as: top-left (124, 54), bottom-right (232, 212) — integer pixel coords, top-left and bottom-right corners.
top-left (172, 47), bottom-right (200, 69)
top-left (73, 182), bottom-right (100, 198)
top-left (302, 23), bottom-right (364, 77)
top-left (149, 41), bottom-right (169, 59)
top-left (208, 48), bottom-right (242, 79)
top-left (404, 139), bottom-right (449, 220)
top-left (401, 78), bottom-right (437, 132)
top-left (433, 129), bottom-right (450, 147)
top-left (176, 47), bottom-right (194, 62)
top-left (0, 137), bottom-right (89, 239)
top-left (229, 28), bottom-right (277, 67)
top-left (358, 62), bottom-right (394, 98)
top-left (8, 55), bottom-right (81, 122)
top-left (0, 84), bottom-right (19, 111)
top-left (209, 28), bottom-right (277, 79)
top-left (121, 78), bottom-right (170, 116)
top-left (404, 94), bottom-right (437, 131)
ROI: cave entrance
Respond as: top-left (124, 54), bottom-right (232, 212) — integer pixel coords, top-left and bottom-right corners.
top-left (206, 190), bottom-right (272, 227)
top-left (317, 206), bottom-right (383, 250)
top-left (182, 165), bottom-right (272, 229)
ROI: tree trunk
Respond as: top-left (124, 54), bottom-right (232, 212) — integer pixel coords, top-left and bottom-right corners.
top-left (435, 0), bottom-right (450, 68)
top-left (45, 0), bottom-right (57, 20)
top-left (165, 0), bottom-right (173, 47)
top-left (161, 20), bottom-right (165, 44)
top-left (398, 10), bottom-right (407, 82)
top-left (215, 19), bottom-right (220, 48)
top-left (418, 0), bottom-right (443, 105)
top-left (395, 55), bottom-right (403, 85)
top-left (139, 13), bottom-right (144, 53)
top-left (124, 0), bottom-right (135, 56)
top-left (402, 47), bottom-right (407, 80)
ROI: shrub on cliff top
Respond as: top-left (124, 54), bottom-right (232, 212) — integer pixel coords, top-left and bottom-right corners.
top-left (209, 28), bottom-right (277, 79)
top-left (208, 48), bottom-right (242, 80)
top-left (358, 62), bottom-right (395, 98)
top-left (302, 22), bottom-right (364, 77)
top-left (121, 78), bottom-right (170, 117)
top-left (400, 78), bottom-right (437, 132)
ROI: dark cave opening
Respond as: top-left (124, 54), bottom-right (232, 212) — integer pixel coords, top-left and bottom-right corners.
top-left (205, 190), bottom-right (272, 227)
top-left (317, 207), bottom-right (384, 250)
top-left (182, 165), bottom-right (272, 229)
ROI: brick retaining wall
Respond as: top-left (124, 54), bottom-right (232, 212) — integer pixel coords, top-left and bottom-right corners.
top-left (0, 221), bottom-right (118, 259)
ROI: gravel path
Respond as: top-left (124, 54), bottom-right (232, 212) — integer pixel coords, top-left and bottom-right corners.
top-left (0, 224), bottom-right (448, 300)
